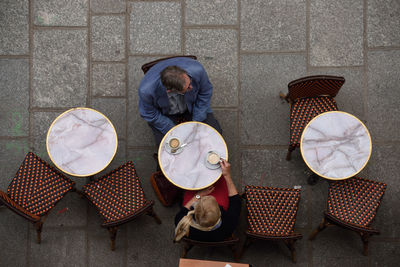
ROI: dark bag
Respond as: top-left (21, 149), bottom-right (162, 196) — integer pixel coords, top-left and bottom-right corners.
top-left (150, 171), bottom-right (180, 206)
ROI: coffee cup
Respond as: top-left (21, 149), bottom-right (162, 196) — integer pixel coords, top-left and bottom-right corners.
top-left (207, 152), bottom-right (220, 165)
top-left (169, 138), bottom-right (180, 149)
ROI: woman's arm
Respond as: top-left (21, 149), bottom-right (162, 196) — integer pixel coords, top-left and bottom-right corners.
top-left (220, 159), bottom-right (238, 196)
top-left (183, 186), bottom-right (215, 209)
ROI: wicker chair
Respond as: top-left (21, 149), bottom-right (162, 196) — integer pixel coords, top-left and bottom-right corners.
top-left (241, 185), bottom-right (302, 263)
top-left (280, 75), bottom-right (345, 160)
top-left (180, 236), bottom-right (240, 262)
top-left (83, 161), bottom-right (162, 250)
top-left (0, 152), bottom-right (75, 243)
top-left (309, 177), bottom-right (386, 256)
top-left (141, 55), bottom-right (197, 74)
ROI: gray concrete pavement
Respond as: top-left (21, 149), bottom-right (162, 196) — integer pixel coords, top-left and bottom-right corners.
top-left (1, 0), bottom-right (399, 266)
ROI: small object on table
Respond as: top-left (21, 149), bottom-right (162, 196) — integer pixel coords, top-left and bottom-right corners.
top-left (46, 107), bottom-right (118, 177)
top-left (159, 121), bottom-right (228, 190)
top-left (300, 111), bottom-right (371, 184)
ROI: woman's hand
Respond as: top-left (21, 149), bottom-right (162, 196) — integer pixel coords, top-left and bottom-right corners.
top-left (220, 159), bottom-right (231, 178)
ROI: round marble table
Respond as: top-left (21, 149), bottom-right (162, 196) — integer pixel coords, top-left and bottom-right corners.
top-left (158, 121), bottom-right (228, 190)
top-left (46, 107), bottom-right (118, 177)
top-left (300, 111), bottom-right (371, 180)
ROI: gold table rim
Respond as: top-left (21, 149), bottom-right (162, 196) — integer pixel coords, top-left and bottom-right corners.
top-left (300, 111), bottom-right (372, 180)
top-left (158, 121), bottom-right (228, 190)
top-left (46, 107), bottom-right (118, 177)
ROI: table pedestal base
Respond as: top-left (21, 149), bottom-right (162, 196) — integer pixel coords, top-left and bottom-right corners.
top-left (307, 173), bottom-right (320, 185)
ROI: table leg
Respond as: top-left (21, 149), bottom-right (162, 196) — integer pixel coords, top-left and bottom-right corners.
top-left (307, 173), bottom-right (319, 185)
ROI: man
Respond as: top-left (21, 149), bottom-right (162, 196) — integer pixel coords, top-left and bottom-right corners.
top-left (138, 57), bottom-right (222, 146)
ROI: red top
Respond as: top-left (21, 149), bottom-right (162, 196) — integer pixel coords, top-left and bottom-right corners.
top-left (182, 176), bottom-right (229, 211)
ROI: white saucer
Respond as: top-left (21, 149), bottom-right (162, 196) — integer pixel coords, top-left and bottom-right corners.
top-left (164, 137), bottom-right (184, 155)
top-left (204, 151), bottom-right (222, 170)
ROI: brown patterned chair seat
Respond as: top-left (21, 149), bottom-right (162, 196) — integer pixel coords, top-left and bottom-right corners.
top-left (0, 152), bottom-right (75, 243)
top-left (241, 185), bottom-right (302, 262)
top-left (82, 161), bottom-right (162, 250)
top-left (310, 177), bottom-right (387, 255)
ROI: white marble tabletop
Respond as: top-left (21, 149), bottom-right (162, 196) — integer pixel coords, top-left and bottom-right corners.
top-left (46, 107), bottom-right (118, 177)
top-left (300, 111), bottom-right (371, 180)
top-left (158, 122), bottom-right (228, 190)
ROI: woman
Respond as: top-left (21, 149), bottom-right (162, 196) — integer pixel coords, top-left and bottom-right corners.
top-left (174, 159), bottom-right (241, 242)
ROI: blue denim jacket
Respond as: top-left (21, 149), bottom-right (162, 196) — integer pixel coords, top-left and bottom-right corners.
top-left (138, 57), bottom-right (213, 134)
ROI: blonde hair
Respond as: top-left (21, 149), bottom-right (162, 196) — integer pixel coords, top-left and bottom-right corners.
top-left (174, 196), bottom-right (221, 242)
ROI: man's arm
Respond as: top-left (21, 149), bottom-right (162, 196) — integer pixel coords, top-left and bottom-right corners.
top-left (192, 65), bottom-right (213, 122)
top-left (138, 90), bottom-right (175, 134)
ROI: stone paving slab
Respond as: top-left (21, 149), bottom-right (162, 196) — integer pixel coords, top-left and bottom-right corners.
top-left (368, 144), bottom-right (400, 238)
top-left (129, 2), bottom-right (181, 55)
top-left (0, 139), bottom-right (30, 190)
top-left (367, 0), bottom-right (400, 47)
top-left (91, 98), bottom-right (127, 139)
top-left (309, 67), bottom-right (365, 120)
top-left (127, 56), bottom-right (159, 147)
top-left (0, 0), bottom-right (29, 55)
top-left (127, 216), bottom-right (181, 267)
top-left (241, 0), bottom-right (306, 51)
top-left (185, 29), bottom-right (239, 107)
top-left (34, 0), bottom-right (88, 26)
top-left (212, 109), bottom-right (239, 180)
top-left (45, 192), bottom-right (87, 228)
top-left (90, 0), bottom-right (126, 14)
top-left (185, 0), bottom-right (238, 25)
top-left (310, 0), bottom-right (363, 66)
top-left (0, 212), bottom-right (29, 267)
top-left (32, 111), bottom-right (65, 161)
top-left (240, 54), bottom-right (306, 145)
top-left (370, 241), bottom-right (400, 266)
top-left (0, 59), bottom-right (29, 137)
top-left (91, 15), bottom-right (125, 61)
top-left (33, 30), bottom-right (87, 108)
top-left (29, 228), bottom-right (87, 267)
top-left (92, 63), bottom-right (126, 97)
top-left (367, 50), bottom-right (400, 142)
top-left (87, 206), bottom-right (127, 267)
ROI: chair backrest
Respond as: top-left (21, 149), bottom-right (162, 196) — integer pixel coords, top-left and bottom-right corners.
top-left (245, 185), bottom-right (301, 236)
top-left (327, 177), bottom-right (386, 227)
top-left (287, 75), bottom-right (345, 102)
top-left (141, 55), bottom-right (197, 74)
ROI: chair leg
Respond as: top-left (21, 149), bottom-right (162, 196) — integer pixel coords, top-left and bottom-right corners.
top-left (35, 221), bottom-right (43, 244)
top-left (360, 233), bottom-right (370, 256)
top-left (229, 243), bottom-right (240, 262)
top-left (286, 146), bottom-right (295, 161)
top-left (309, 217), bottom-right (329, 240)
top-left (239, 236), bottom-right (253, 260)
top-left (181, 243), bottom-right (193, 258)
top-left (146, 207), bottom-right (162, 224)
top-left (284, 239), bottom-right (297, 263)
top-left (108, 227), bottom-right (118, 251)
